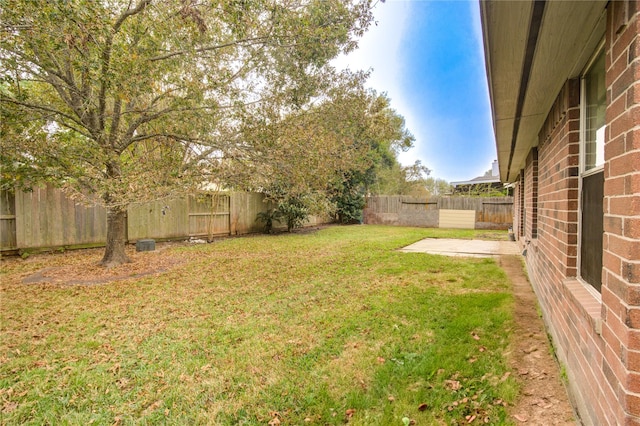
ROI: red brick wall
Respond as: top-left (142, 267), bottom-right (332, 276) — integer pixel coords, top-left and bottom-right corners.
top-left (521, 2), bottom-right (640, 424)
top-left (525, 148), bottom-right (539, 240)
top-left (514, 172), bottom-right (525, 237)
top-left (529, 78), bottom-right (580, 279)
top-left (523, 78), bottom-right (614, 423)
top-left (601, 0), bottom-right (640, 423)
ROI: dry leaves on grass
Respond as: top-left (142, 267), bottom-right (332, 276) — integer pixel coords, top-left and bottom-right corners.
top-left (19, 244), bottom-right (187, 285)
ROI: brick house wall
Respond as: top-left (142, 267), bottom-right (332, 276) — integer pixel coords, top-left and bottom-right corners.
top-left (514, 172), bottom-right (525, 238)
top-left (601, 0), bottom-right (640, 422)
top-left (518, 2), bottom-right (640, 424)
top-left (525, 148), bottom-right (539, 240)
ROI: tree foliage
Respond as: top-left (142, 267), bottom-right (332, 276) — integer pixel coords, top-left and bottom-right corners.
top-left (1, 0), bottom-right (374, 265)
top-left (236, 84), bottom-right (418, 225)
top-left (425, 176), bottom-right (452, 196)
top-left (453, 183), bottom-right (509, 197)
top-left (321, 91), bottom-right (418, 219)
top-left (370, 159), bottom-right (430, 196)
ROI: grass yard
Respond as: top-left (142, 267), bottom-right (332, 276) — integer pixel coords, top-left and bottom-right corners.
top-left (1, 226), bottom-right (517, 425)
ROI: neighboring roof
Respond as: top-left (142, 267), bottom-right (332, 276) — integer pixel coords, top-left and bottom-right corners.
top-left (451, 175), bottom-right (501, 187)
top-left (480, 0), bottom-right (607, 182)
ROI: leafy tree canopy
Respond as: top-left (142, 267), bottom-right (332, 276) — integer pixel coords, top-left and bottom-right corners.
top-left (232, 83), bottom-right (419, 224)
top-left (0, 0), bottom-right (374, 265)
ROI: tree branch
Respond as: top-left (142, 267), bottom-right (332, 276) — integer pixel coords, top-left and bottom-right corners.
top-left (114, 0), bottom-right (152, 33)
top-left (1, 96), bottom-right (90, 138)
top-left (148, 36), bottom-right (270, 62)
top-left (108, 97), bottom-right (123, 147)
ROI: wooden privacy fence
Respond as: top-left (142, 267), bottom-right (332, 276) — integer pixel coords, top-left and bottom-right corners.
top-left (363, 196), bottom-right (513, 230)
top-left (0, 185), bottom-right (327, 253)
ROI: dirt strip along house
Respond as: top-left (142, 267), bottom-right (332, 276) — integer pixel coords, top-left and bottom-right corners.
top-left (480, 1), bottom-right (640, 424)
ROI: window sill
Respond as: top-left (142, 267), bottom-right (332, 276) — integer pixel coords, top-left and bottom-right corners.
top-left (562, 278), bottom-right (603, 335)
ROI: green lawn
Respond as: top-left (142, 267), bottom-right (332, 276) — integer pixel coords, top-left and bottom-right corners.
top-left (1, 226), bottom-right (516, 425)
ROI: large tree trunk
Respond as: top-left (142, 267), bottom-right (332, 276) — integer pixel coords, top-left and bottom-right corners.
top-left (100, 158), bottom-right (131, 267)
top-left (101, 205), bottom-right (131, 267)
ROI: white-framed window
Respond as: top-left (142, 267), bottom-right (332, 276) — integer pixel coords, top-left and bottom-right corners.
top-left (579, 44), bottom-right (605, 293)
top-left (582, 48), bottom-right (606, 174)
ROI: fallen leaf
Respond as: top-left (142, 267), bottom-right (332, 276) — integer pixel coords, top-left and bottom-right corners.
top-left (444, 379), bottom-right (461, 390)
top-left (376, 357), bottom-right (386, 364)
top-left (471, 332), bottom-right (480, 340)
top-left (514, 414), bottom-right (528, 422)
top-left (146, 400), bottom-right (162, 412)
top-left (2, 402), bottom-right (18, 414)
top-left (268, 418), bottom-right (281, 426)
top-left (418, 402), bottom-right (428, 411)
top-left (345, 408), bottom-right (356, 418)
top-left (388, 396), bottom-right (395, 402)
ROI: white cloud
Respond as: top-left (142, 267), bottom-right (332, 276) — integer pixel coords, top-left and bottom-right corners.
top-left (334, 0), bottom-right (496, 183)
top-left (334, 1), bottom-right (411, 87)
top-left (333, 1), bottom-right (422, 163)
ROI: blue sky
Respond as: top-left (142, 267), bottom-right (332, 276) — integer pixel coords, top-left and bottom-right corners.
top-left (334, 0), bottom-right (496, 183)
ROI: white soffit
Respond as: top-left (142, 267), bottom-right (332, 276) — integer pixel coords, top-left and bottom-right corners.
top-left (481, 0), bottom-right (607, 182)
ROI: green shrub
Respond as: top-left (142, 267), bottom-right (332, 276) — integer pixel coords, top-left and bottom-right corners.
top-left (276, 198), bottom-right (309, 232)
top-left (255, 209), bottom-right (282, 234)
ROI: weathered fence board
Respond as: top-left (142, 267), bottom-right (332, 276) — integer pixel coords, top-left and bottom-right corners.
top-left (364, 196), bottom-right (513, 230)
top-left (14, 185), bottom-right (107, 249)
top-left (128, 198), bottom-right (190, 241)
top-left (188, 194), bottom-right (230, 238)
top-left (0, 190), bottom-right (17, 250)
top-left (230, 192), bottom-right (268, 235)
top-left (1, 187), bottom-right (333, 252)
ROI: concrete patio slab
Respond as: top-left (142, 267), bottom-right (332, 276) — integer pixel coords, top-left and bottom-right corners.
top-left (400, 238), bottom-right (521, 257)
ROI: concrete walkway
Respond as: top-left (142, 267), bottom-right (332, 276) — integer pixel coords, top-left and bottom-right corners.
top-left (400, 238), bottom-right (521, 257)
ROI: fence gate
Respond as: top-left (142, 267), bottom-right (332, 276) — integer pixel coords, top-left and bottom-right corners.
top-left (188, 194), bottom-right (230, 239)
top-left (0, 190), bottom-right (17, 251)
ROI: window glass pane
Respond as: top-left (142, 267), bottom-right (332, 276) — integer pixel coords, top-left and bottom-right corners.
top-left (584, 50), bottom-right (606, 171)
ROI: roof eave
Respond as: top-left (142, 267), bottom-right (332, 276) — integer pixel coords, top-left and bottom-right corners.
top-left (480, 0), bottom-right (607, 183)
